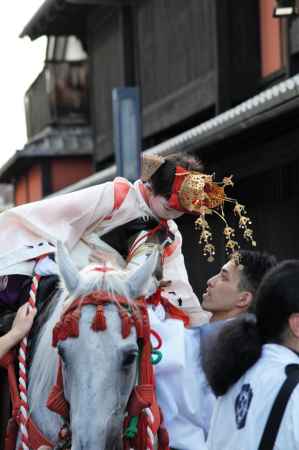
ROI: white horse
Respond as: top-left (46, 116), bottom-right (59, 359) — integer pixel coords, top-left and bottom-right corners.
top-left (23, 241), bottom-right (160, 450)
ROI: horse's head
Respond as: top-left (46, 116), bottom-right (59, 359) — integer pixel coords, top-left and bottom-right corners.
top-left (49, 241), bottom-right (159, 450)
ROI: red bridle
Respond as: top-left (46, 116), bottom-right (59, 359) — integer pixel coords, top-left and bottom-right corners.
top-left (47, 291), bottom-right (170, 450)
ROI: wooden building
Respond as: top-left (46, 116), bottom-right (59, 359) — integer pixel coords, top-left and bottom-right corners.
top-left (0, 33), bottom-right (93, 205)
top-left (1, 0), bottom-right (299, 443)
top-left (0, 0), bottom-right (298, 287)
top-left (14, 0), bottom-right (299, 293)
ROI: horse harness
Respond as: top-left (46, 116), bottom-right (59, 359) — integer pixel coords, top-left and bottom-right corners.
top-left (0, 285), bottom-right (177, 450)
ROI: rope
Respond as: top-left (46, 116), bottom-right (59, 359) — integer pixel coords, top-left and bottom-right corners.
top-left (18, 272), bottom-right (41, 450)
top-left (145, 407), bottom-right (155, 450)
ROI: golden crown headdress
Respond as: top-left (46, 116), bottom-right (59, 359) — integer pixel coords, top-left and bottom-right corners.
top-left (168, 167), bottom-right (256, 262)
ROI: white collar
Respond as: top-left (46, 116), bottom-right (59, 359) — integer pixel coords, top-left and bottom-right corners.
top-left (133, 179), bottom-right (158, 221)
top-left (262, 343), bottom-right (299, 365)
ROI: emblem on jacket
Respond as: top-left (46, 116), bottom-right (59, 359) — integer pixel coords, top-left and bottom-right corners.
top-left (235, 383), bottom-right (253, 429)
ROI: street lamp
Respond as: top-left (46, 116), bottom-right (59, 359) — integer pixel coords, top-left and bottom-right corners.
top-left (273, 0), bottom-right (299, 17)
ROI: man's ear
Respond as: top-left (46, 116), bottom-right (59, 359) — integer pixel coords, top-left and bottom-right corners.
top-left (237, 291), bottom-right (253, 310)
top-left (288, 313), bottom-right (299, 338)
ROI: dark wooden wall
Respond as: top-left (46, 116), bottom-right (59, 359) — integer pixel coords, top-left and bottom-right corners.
top-left (137, 0), bottom-right (216, 137)
top-left (215, 0), bottom-right (261, 112)
top-left (88, 8), bottom-right (126, 163)
top-left (87, 0), bottom-right (217, 166)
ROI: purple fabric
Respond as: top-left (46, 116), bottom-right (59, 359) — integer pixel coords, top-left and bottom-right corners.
top-left (0, 275), bottom-right (31, 311)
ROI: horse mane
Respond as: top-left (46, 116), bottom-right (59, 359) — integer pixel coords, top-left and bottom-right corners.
top-left (69, 266), bottom-right (137, 304)
top-left (28, 288), bottom-right (67, 415)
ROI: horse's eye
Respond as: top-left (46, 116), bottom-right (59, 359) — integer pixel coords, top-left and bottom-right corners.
top-left (122, 350), bottom-right (138, 368)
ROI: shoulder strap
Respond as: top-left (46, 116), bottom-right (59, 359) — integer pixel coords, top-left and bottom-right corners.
top-left (258, 363), bottom-right (299, 450)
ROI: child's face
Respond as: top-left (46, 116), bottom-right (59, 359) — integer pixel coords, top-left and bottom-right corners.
top-left (148, 193), bottom-right (184, 220)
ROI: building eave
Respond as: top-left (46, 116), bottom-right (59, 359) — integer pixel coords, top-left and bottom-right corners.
top-left (20, 0), bottom-right (89, 40)
top-left (50, 74), bottom-right (299, 195)
top-left (20, 0), bottom-right (133, 40)
top-left (0, 126), bottom-right (93, 183)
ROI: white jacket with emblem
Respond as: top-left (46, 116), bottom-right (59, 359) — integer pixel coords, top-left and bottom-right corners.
top-left (207, 344), bottom-right (299, 450)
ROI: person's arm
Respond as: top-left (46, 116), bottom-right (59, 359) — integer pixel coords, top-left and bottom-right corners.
top-left (0, 181), bottom-right (115, 264)
top-left (0, 304), bottom-right (37, 359)
top-left (163, 220), bottom-right (211, 326)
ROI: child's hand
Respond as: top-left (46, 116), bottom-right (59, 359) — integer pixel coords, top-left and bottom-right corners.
top-left (11, 304), bottom-right (37, 341)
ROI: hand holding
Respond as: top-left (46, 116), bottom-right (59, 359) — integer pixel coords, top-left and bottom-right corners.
top-left (11, 304), bottom-right (37, 341)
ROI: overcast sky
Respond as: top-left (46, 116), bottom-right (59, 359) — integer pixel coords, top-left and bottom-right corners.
top-left (0, 0), bottom-right (46, 168)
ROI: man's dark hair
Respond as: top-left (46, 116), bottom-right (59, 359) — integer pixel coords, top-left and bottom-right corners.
top-left (149, 154), bottom-right (203, 199)
top-left (203, 259), bottom-right (299, 397)
top-left (255, 260), bottom-right (299, 343)
top-left (238, 250), bottom-right (278, 298)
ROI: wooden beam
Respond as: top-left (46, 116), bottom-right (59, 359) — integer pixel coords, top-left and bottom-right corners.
top-left (142, 73), bottom-right (216, 138)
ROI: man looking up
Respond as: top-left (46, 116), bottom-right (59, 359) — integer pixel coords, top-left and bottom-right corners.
top-left (202, 250), bottom-right (277, 323)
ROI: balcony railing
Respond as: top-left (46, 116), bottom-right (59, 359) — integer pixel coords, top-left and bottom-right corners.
top-left (25, 61), bottom-right (89, 139)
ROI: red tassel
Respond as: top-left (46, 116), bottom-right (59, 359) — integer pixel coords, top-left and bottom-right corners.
top-left (66, 309), bottom-right (81, 338)
top-left (132, 309), bottom-right (144, 338)
top-left (52, 323), bottom-right (67, 347)
top-left (135, 317), bottom-right (143, 339)
top-left (118, 308), bottom-right (132, 338)
top-left (91, 305), bottom-right (107, 331)
top-left (122, 313), bottom-right (132, 338)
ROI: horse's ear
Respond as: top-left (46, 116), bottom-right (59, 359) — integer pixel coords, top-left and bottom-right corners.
top-left (56, 240), bottom-right (81, 295)
top-left (127, 249), bottom-right (159, 299)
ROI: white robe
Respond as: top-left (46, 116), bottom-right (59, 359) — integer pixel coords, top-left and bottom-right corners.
top-left (0, 178), bottom-right (209, 327)
top-left (153, 322), bottom-right (215, 450)
top-left (207, 344), bottom-right (299, 450)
